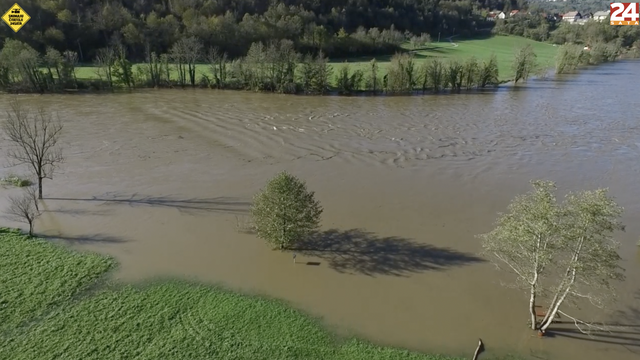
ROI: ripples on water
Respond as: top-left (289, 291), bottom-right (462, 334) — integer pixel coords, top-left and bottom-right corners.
top-left (106, 62), bottom-right (636, 178)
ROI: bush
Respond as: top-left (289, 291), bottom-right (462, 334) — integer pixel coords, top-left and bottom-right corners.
top-left (0, 174), bottom-right (32, 187)
top-left (251, 171), bottom-right (323, 250)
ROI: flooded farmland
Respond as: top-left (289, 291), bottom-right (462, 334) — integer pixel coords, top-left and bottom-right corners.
top-left (1, 60), bottom-right (639, 360)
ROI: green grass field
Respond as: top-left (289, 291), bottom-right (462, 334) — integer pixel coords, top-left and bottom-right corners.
top-left (73, 35), bottom-right (557, 84)
top-left (332, 35), bottom-right (558, 81)
top-left (0, 228), bottom-right (114, 334)
top-left (0, 228), bottom-right (519, 359)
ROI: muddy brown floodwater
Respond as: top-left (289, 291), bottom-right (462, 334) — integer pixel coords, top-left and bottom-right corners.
top-left (1, 60), bottom-right (640, 360)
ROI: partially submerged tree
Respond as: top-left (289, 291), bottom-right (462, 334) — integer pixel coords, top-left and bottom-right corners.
top-left (538, 188), bottom-right (625, 334)
top-left (423, 58), bottom-right (445, 93)
top-left (94, 46), bottom-right (116, 88)
top-left (171, 36), bottom-right (203, 87)
top-left (5, 186), bottom-right (41, 236)
top-left (479, 180), bottom-right (561, 330)
top-left (1, 99), bottom-right (64, 199)
top-left (478, 54), bottom-right (500, 88)
top-left (208, 47), bottom-right (229, 89)
top-left (512, 44), bottom-right (538, 83)
top-left (386, 53), bottom-right (416, 94)
top-left (251, 171), bottom-right (323, 250)
top-left (446, 60), bottom-right (463, 93)
top-left (366, 58), bottom-right (380, 94)
top-left (0, 39), bottom-right (46, 92)
top-left (462, 57), bottom-right (479, 91)
top-left (479, 180), bottom-right (626, 335)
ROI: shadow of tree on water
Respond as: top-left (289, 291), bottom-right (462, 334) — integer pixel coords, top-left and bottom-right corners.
top-left (545, 290), bottom-right (640, 355)
top-left (46, 192), bottom-right (251, 215)
top-left (40, 233), bottom-right (129, 244)
top-left (43, 208), bottom-right (115, 217)
top-left (293, 228), bottom-right (484, 277)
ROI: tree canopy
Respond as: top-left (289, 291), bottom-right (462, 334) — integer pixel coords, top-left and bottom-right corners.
top-left (0, 0), bottom-right (521, 60)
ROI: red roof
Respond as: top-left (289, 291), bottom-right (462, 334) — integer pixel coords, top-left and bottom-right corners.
top-left (510, 10), bottom-right (520, 15)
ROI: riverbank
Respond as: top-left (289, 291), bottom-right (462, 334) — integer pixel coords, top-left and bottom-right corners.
top-left (0, 228), bottom-right (518, 360)
top-left (0, 35), bottom-right (556, 96)
top-left (4, 35), bottom-right (636, 96)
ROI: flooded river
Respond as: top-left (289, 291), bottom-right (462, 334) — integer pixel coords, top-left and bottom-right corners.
top-left (1, 60), bottom-right (639, 360)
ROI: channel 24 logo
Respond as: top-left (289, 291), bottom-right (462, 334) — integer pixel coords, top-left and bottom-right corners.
top-left (610, 3), bottom-right (639, 25)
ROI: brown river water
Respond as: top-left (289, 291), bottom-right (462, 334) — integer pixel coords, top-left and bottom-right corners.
top-left (1, 60), bottom-right (639, 360)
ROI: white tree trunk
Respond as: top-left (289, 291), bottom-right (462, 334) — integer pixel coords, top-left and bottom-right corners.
top-left (529, 283), bottom-right (537, 330)
top-left (540, 290), bottom-right (560, 326)
top-left (540, 237), bottom-right (584, 331)
top-left (540, 267), bottom-right (577, 332)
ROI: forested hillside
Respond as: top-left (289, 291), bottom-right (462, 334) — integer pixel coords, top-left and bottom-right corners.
top-left (528, 0), bottom-right (611, 14)
top-left (0, 0), bottom-right (521, 60)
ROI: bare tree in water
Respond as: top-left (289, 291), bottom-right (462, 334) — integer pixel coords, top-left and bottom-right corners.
top-left (2, 99), bottom-right (64, 199)
top-left (5, 186), bottom-right (41, 236)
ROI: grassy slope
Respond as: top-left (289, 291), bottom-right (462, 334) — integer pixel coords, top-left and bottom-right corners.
top-left (0, 229), bottom-right (518, 360)
top-left (74, 35), bottom-right (557, 83)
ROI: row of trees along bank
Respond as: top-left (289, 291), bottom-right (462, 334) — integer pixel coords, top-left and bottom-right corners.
top-left (2, 37), bottom-right (501, 95)
top-left (0, 37), bottom-right (629, 95)
top-left (554, 42), bottom-right (628, 74)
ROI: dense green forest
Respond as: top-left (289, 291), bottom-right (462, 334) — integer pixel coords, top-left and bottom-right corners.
top-left (528, 0), bottom-right (611, 14)
top-left (492, 13), bottom-right (640, 47)
top-left (0, 0), bottom-right (522, 60)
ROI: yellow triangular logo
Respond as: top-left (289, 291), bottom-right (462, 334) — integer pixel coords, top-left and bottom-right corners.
top-left (2, 3), bottom-right (30, 32)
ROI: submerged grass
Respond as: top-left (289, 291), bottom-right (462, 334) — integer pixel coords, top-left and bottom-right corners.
top-left (0, 228), bottom-right (519, 360)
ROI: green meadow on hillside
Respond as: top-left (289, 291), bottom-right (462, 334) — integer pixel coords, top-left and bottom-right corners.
top-left (332, 35), bottom-right (558, 81)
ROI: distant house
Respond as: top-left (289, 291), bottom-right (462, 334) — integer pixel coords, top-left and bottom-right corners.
top-left (486, 13), bottom-right (497, 21)
top-left (496, 11), bottom-right (506, 19)
top-left (593, 10), bottom-right (610, 21)
top-left (510, 10), bottom-right (520, 17)
top-left (562, 11), bottom-right (582, 23)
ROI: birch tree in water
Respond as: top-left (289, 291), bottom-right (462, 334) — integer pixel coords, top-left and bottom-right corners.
top-left (1, 99), bottom-right (64, 200)
top-left (479, 180), bottom-right (561, 330)
top-left (479, 180), bottom-right (625, 335)
top-left (538, 188), bottom-right (625, 334)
